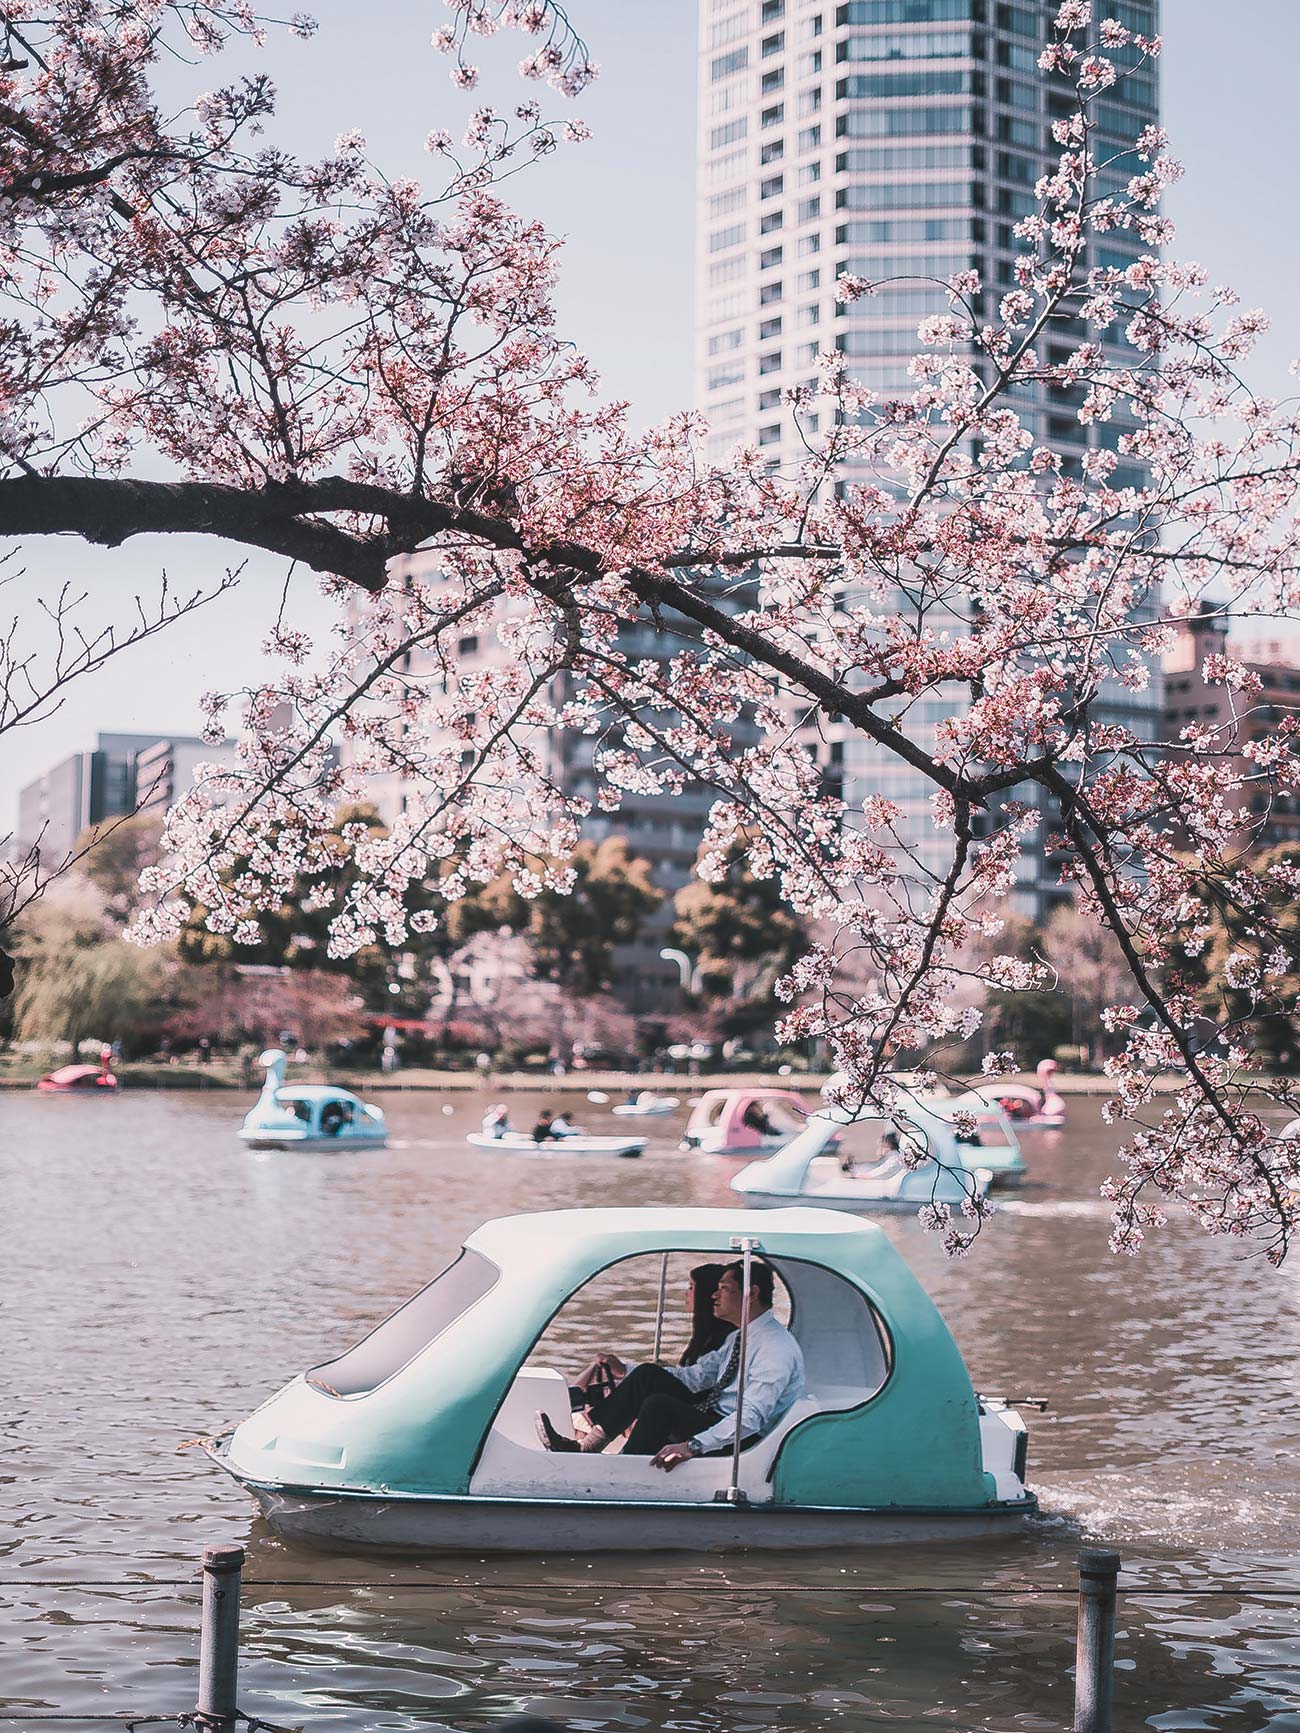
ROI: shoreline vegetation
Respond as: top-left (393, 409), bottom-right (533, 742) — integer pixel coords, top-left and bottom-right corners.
top-left (0, 1059), bottom-right (1194, 1096)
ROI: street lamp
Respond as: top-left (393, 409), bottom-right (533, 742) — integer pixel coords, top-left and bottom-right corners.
top-left (659, 947), bottom-right (703, 995)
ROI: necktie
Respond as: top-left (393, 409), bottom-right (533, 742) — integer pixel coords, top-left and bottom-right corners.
top-left (695, 1332), bottom-right (743, 1408)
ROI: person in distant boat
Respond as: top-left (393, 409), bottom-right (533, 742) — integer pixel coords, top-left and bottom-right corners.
top-left (550, 1110), bottom-right (581, 1136)
top-left (531, 1110), bottom-right (558, 1143)
top-left (538, 1259), bottom-right (804, 1469)
top-left (741, 1100), bottom-right (777, 1137)
top-left (483, 1105), bottom-right (510, 1139)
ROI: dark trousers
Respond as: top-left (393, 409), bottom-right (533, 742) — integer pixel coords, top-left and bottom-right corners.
top-left (585, 1363), bottom-right (721, 1456)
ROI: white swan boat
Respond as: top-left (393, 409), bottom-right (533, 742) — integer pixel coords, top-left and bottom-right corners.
top-left (204, 1206), bottom-right (1037, 1552)
top-left (611, 1092), bottom-right (680, 1117)
top-left (237, 1050), bottom-right (387, 1152)
top-left (467, 1130), bottom-right (647, 1159)
top-left (732, 1097), bottom-right (992, 1213)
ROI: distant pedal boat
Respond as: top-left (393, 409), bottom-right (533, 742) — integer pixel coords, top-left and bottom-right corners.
top-left (731, 1097), bottom-right (995, 1212)
top-left (467, 1130), bottom-right (646, 1159)
top-left (611, 1094), bottom-right (679, 1117)
top-left (238, 1049), bottom-right (387, 1152)
top-left (204, 1205), bottom-right (1037, 1553)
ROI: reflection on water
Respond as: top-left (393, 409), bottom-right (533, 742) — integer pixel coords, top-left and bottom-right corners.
top-left (4, 1086), bottom-right (1300, 1727)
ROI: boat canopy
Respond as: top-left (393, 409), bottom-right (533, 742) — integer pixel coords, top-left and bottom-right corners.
top-left (223, 1206), bottom-right (995, 1513)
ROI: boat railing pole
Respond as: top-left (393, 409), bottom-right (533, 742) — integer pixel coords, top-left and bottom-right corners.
top-left (652, 1252), bottom-right (668, 1363)
top-left (1073, 1548), bottom-right (1120, 1733)
top-left (196, 1544), bottom-right (245, 1731)
top-left (720, 1235), bottom-right (758, 1505)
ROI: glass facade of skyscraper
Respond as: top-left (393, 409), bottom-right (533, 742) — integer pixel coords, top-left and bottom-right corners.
top-left (694, 0), bottom-right (1162, 917)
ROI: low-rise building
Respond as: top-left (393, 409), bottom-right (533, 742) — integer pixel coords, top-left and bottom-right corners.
top-left (1164, 614), bottom-right (1300, 850)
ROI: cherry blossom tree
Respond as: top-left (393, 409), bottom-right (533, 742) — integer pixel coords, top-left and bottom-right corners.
top-left (4, 1), bottom-right (1300, 1256)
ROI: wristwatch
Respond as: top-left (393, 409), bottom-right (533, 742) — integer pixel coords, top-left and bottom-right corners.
top-left (686, 1438), bottom-right (703, 1457)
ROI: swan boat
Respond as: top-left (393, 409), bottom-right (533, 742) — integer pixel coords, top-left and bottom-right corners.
top-left (203, 1205), bottom-right (1037, 1552)
top-left (731, 1098), bottom-right (992, 1212)
top-left (942, 1093), bottom-right (1028, 1185)
top-left (611, 1092), bottom-right (680, 1117)
top-left (983, 1060), bottom-right (1067, 1129)
top-left (467, 1130), bottom-right (647, 1158)
top-left (238, 1050), bottom-right (388, 1152)
top-left (680, 1088), bottom-right (808, 1155)
top-left (37, 1056), bottom-right (118, 1093)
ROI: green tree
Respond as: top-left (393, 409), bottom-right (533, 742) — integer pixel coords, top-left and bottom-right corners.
top-left (1184, 841), bottom-right (1300, 1069)
top-left (446, 837), bottom-right (663, 995)
top-left (671, 833), bottom-right (806, 1009)
top-left (72, 813), bottom-right (163, 923)
top-left (1041, 900), bottom-right (1133, 1061)
top-left (978, 914), bottom-right (1072, 1066)
top-left (12, 891), bottom-right (167, 1055)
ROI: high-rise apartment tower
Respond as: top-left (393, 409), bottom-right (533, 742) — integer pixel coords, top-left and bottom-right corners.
top-left (694, 0), bottom-right (1161, 917)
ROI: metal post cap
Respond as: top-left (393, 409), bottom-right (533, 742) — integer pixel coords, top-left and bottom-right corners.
top-left (1078, 1549), bottom-right (1121, 1576)
top-left (201, 1546), bottom-right (246, 1572)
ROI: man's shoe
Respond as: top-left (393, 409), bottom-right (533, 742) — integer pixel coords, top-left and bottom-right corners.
top-left (536, 1412), bottom-right (579, 1453)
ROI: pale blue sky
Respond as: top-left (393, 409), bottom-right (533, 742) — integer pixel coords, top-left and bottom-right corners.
top-left (3, 0), bottom-right (1298, 833)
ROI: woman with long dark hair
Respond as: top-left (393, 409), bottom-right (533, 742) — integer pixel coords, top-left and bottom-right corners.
top-left (679, 1262), bottom-right (736, 1366)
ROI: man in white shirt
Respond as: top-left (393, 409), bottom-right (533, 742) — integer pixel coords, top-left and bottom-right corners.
top-left (536, 1260), bottom-right (805, 1470)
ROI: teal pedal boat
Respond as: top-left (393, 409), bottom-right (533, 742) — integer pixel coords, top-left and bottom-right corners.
top-left (205, 1207), bottom-right (1037, 1552)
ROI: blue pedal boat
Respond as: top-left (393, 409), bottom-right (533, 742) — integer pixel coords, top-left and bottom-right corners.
top-left (237, 1049), bottom-right (388, 1152)
top-left (204, 1205), bottom-right (1037, 1552)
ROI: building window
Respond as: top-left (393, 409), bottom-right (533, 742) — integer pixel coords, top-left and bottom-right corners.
top-left (709, 221), bottom-right (746, 252)
top-left (797, 267), bottom-right (820, 291)
top-left (797, 161), bottom-right (822, 187)
top-left (758, 387), bottom-right (782, 409)
top-left (762, 103), bottom-right (785, 127)
top-left (797, 194), bottom-right (821, 222)
top-left (759, 210), bottom-right (784, 233)
top-left (797, 232), bottom-right (821, 256)
top-left (709, 117), bottom-right (748, 148)
top-left (457, 634), bottom-right (479, 656)
top-left (758, 350), bottom-right (783, 374)
top-left (760, 245), bottom-right (784, 269)
top-left (710, 12), bottom-right (748, 48)
top-left (761, 67), bottom-right (785, 93)
top-left (799, 303), bottom-right (821, 327)
top-left (758, 424), bottom-right (782, 446)
top-left (798, 124), bottom-right (822, 152)
top-left (762, 30), bottom-right (785, 55)
top-left (759, 280), bottom-right (784, 304)
top-left (797, 85), bottom-right (822, 115)
top-left (760, 138), bottom-right (785, 164)
top-left (707, 361), bottom-right (745, 389)
top-left (761, 0), bottom-right (785, 19)
top-left (707, 327), bottom-right (743, 355)
top-left (711, 47), bottom-right (749, 80)
top-left (708, 185), bottom-right (747, 216)
top-left (761, 173), bottom-right (785, 198)
top-left (798, 49), bottom-right (823, 76)
top-left (760, 315), bottom-right (784, 338)
top-left (838, 31), bottom-right (971, 61)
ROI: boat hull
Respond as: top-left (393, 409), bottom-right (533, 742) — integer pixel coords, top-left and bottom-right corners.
top-left (242, 1481), bottom-right (1038, 1553)
top-left (467, 1133), bottom-right (645, 1158)
top-left (238, 1130), bottom-right (388, 1152)
top-left (737, 1188), bottom-right (965, 1212)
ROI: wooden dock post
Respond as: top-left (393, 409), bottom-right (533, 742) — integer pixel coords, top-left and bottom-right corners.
top-left (1074, 1548), bottom-right (1120, 1733)
top-left (197, 1544), bottom-right (245, 1730)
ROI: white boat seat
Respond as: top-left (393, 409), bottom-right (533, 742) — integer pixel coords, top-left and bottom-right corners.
top-left (471, 1369), bottom-right (862, 1505)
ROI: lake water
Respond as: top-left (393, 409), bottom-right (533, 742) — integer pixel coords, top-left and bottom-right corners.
top-left (4, 1085), bottom-right (1300, 1730)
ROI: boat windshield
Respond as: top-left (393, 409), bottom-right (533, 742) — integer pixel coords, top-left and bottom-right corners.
top-left (308, 1249), bottom-right (500, 1396)
top-left (825, 1116), bottom-right (929, 1169)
